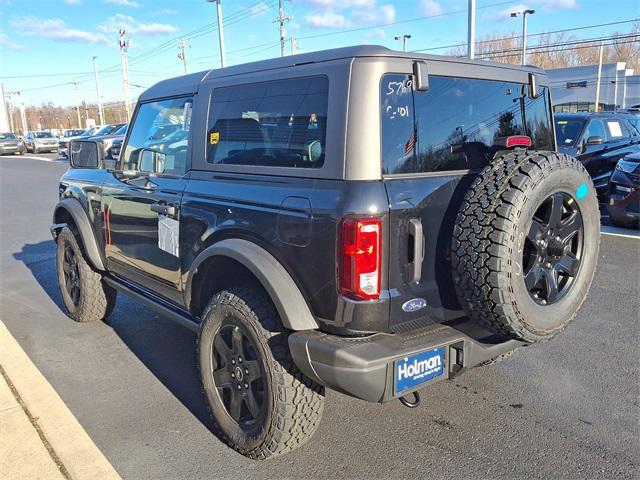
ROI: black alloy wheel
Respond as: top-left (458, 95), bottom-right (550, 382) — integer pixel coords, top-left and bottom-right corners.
top-left (62, 241), bottom-right (81, 306)
top-left (211, 323), bottom-right (266, 428)
top-left (523, 191), bottom-right (584, 305)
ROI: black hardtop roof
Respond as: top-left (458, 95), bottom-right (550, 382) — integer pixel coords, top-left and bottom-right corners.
top-left (140, 44), bottom-right (545, 101)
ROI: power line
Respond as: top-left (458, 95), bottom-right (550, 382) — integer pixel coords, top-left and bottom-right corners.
top-left (412, 18), bottom-right (639, 53)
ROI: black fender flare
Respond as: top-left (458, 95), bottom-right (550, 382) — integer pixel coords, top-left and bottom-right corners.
top-left (52, 198), bottom-right (105, 271)
top-left (185, 239), bottom-right (318, 331)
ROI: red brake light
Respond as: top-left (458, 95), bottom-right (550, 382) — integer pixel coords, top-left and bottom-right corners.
top-left (504, 135), bottom-right (532, 148)
top-left (338, 217), bottom-right (382, 300)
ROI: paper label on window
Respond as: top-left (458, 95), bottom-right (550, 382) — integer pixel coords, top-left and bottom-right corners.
top-left (158, 215), bottom-right (179, 257)
top-left (607, 121), bottom-right (622, 138)
top-left (210, 132), bottom-right (220, 144)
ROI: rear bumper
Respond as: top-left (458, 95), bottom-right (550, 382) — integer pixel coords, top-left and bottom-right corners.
top-left (289, 323), bottom-right (525, 403)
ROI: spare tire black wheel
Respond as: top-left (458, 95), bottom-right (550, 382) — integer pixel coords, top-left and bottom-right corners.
top-left (452, 150), bottom-right (600, 343)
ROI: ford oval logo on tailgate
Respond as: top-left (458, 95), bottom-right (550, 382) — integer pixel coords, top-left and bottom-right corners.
top-left (402, 298), bottom-right (427, 312)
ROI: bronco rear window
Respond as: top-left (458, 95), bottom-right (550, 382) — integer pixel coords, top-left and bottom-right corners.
top-left (381, 74), bottom-right (554, 175)
top-left (206, 76), bottom-right (328, 169)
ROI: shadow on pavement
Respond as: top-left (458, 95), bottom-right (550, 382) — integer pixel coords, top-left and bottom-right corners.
top-left (13, 240), bottom-right (216, 435)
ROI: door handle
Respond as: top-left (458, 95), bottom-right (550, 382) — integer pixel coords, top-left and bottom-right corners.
top-left (408, 218), bottom-right (424, 283)
top-left (150, 203), bottom-right (176, 216)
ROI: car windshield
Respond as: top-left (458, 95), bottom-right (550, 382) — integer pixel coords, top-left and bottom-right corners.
top-left (33, 132), bottom-right (54, 139)
top-left (80, 127), bottom-right (99, 137)
top-left (93, 125), bottom-right (121, 137)
top-left (64, 130), bottom-right (84, 137)
top-left (113, 124), bottom-right (128, 135)
top-left (0, 133), bottom-right (17, 140)
top-left (554, 119), bottom-right (584, 146)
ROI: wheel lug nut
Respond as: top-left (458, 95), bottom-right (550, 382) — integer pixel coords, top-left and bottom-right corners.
top-left (237, 384), bottom-right (242, 390)
top-left (231, 359), bottom-right (236, 365)
top-left (238, 357), bottom-right (242, 363)
top-left (231, 372), bottom-right (235, 378)
top-left (244, 368), bottom-right (249, 375)
top-left (244, 383), bottom-right (249, 389)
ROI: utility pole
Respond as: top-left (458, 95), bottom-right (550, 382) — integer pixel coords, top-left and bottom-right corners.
top-left (511, 9), bottom-right (535, 65)
top-left (276, 0), bottom-right (292, 57)
top-left (9, 91), bottom-right (29, 134)
top-left (119, 29), bottom-right (132, 121)
top-left (177, 38), bottom-right (189, 75)
top-left (290, 35), bottom-right (297, 55)
top-left (207, 0), bottom-right (226, 68)
top-left (467, 0), bottom-right (476, 59)
top-left (394, 34), bottom-right (411, 52)
top-left (69, 81), bottom-right (82, 128)
top-left (92, 56), bottom-right (105, 125)
top-left (594, 42), bottom-right (604, 112)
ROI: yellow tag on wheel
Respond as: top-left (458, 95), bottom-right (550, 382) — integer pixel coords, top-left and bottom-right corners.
top-left (210, 132), bottom-right (220, 144)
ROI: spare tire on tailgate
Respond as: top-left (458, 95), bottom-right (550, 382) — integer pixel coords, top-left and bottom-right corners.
top-left (451, 150), bottom-right (599, 343)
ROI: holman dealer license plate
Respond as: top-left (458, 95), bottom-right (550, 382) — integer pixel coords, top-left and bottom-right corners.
top-left (394, 346), bottom-right (446, 396)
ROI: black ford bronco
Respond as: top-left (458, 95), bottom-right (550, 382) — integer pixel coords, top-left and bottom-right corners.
top-left (52, 46), bottom-right (600, 459)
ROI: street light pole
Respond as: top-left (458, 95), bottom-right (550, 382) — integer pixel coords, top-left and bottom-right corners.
top-left (119, 29), bottom-right (132, 121)
top-left (511, 9), bottom-right (535, 65)
top-left (394, 34), bottom-right (411, 52)
top-left (69, 81), bottom-right (82, 128)
top-left (207, 0), bottom-right (226, 68)
top-left (92, 56), bottom-right (105, 125)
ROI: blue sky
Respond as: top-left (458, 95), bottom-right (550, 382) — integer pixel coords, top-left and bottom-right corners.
top-left (0, 0), bottom-right (638, 107)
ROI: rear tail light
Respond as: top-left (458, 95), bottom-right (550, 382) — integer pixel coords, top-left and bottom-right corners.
top-left (504, 135), bottom-right (532, 148)
top-left (338, 217), bottom-right (382, 300)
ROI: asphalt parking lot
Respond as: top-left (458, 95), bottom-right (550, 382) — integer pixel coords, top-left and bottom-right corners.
top-left (1, 155), bottom-right (639, 479)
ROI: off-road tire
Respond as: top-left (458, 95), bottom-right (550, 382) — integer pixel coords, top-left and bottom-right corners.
top-left (55, 227), bottom-right (116, 322)
top-left (198, 286), bottom-right (324, 459)
top-left (452, 150), bottom-right (600, 343)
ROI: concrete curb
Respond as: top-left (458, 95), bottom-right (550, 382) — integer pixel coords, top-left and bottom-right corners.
top-left (0, 321), bottom-right (121, 480)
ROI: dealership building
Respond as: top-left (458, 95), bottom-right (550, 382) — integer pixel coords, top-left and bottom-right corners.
top-left (548, 62), bottom-right (640, 112)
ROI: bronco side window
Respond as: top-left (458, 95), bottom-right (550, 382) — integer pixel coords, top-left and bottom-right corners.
top-left (381, 74), bottom-right (554, 175)
top-left (121, 96), bottom-right (193, 176)
top-left (206, 76), bottom-right (328, 168)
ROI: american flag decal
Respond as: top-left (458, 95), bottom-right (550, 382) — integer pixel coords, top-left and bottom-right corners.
top-left (404, 130), bottom-right (416, 154)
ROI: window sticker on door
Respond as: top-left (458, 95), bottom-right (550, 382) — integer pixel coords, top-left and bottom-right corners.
top-left (607, 121), bottom-right (623, 138)
top-left (158, 215), bottom-right (179, 257)
top-left (209, 132), bottom-right (220, 145)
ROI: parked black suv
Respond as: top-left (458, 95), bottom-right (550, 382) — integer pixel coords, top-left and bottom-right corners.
top-left (554, 112), bottom-right (640, 198)
top-left (52, 46), bottom-right (600, 459)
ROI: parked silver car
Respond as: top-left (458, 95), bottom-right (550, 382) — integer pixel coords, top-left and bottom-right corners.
top-left (24, 131), bottom-right (58, 153)
top-left (0, 132), bottom-right (25, 155)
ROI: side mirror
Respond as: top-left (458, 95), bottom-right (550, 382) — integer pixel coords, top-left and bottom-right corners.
top-left (586, 135), bottom-right (604, 145)
top-left (69, 140), bottom-right (102, 169)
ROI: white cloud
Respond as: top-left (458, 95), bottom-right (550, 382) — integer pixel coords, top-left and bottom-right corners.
top-left (150, 8), bottom-right (177, 16)
top-left (0, 32), bottom-right (26, 50)
top-left (105, 0), bottom-right (142, 7)
top-left (305, 11), bottom-right (350, 28)
top-left (419, 0), bottom-right (443, 16)
top-left (10, 16), bottom-right (110, 44)
top-left (64, 0), bottom-right (82, 5)
top-left (352, 4), bottom-right (395, 25)
top-left (304, 0), bottom-right (394, 29)
top-left (98, 14), bottom-right (178, 37)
